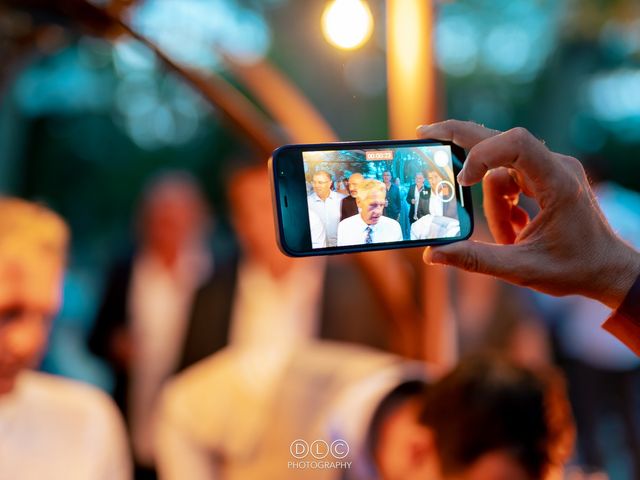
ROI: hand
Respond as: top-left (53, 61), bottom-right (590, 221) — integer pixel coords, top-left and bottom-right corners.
top-left (417, 120), bottom-right (640, 309)
top-left (411, 199), bottom-right (416, 205)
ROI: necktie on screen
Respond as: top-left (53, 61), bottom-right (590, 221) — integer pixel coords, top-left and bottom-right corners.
top-left (365, 226), bottom-right (373, 244)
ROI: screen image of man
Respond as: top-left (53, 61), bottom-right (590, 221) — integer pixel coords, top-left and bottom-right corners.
top-left (309, 208), bottom-right (327, 249)
top-left (307, 171), bottom-right (346, 247)
top-left (426, 169), bottom-right (458, 219)
top-left (406, 173), bottom-right (431, 224)
top-left (337, 179), bottom-right (403, 246)
top-left (340, 173), bottom-right (364, 221)
top-left (382, 171), bottom-right (401, 221)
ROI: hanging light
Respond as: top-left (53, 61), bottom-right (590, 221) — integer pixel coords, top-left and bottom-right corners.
top-left (321, 0), bottom-right (373, 51)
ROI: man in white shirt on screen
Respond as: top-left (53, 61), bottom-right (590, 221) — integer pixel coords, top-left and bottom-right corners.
top-left (307, 171), bottom-right (346, 247)
top-left (426, 170), bottom-right (458, 219)
top-left (0, 199), bottom-right (130, 480)
top-left (337, 180), bottom-right (403, 246)
top-left (308, 208), bottom-right (327, 249)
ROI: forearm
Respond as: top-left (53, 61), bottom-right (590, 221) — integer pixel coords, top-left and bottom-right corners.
top-left (602, 257), bottom-right (640, 355)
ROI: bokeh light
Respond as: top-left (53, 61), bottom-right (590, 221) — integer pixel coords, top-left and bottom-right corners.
top-left (132, 0), bottom-right (271, 67)
top-left (321, 0), bottom-right (373, 50)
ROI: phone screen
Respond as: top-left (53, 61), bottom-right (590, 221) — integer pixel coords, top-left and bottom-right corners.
top-left (271, 139), bottom-right (473, 256)
top-left (302, 143), bottom-right (467, 250)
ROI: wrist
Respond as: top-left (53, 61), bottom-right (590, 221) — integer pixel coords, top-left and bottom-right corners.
top-left (599, 243), bottom-right (640, 309)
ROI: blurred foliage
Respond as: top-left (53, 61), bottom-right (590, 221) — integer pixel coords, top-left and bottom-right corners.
top-left (564, 0), bottom-right (640, 44)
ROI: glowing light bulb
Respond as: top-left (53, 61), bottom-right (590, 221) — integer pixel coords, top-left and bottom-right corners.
top-left (322, 0), bottom-right (373, 50)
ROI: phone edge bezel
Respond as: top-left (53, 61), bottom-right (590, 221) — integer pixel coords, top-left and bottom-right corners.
top-left (271, 139), bottom-right (474, 257)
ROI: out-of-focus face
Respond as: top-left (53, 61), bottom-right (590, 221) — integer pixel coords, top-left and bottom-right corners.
top-left (383, 172), bottom-right (392, 184)
top-left (357, 189), bottom-right (386, 225)
top-left (230, 166), bottom-right (295, 277)
top-left (415, 173), bottom-right (425, 189)
top-left (0, 249), bottom-right (64, 395)
top-left (312, 172), bottom-right (332, 200)
top-left (375, 399), bottom-right (438, 480)
top-left (348, 174), bottom-right (364, 198)
top-left (141, 181), bottom-right (207, 259)
top-left (427, 171), bottom-right (443, 190)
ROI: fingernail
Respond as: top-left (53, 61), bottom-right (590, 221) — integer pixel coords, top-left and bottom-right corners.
top-left (430, 250), bottom-right (445, 263)
top-left (425, 247), bottom-right (445, 265)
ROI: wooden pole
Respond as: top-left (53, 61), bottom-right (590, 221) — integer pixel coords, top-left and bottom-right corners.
top-left (386, 0), bottom-right (456, 369)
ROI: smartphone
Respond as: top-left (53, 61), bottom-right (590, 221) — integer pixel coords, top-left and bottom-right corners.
top-left (269, 139), bottom-right (473, 257)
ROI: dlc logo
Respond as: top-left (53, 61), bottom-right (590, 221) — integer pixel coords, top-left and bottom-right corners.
top-left (288, 439), bottom-right (351, 470)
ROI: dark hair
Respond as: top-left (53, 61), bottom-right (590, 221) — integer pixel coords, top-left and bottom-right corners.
top-left (368, 380), bottom-right (427, 457)
top-left (419, 356), bottom-right (553, 479)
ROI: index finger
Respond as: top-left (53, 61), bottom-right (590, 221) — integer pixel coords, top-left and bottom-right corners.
top-left (460, 128), bottom-right (557, 191)
top-left (416, 120), bottom-right (500, 150)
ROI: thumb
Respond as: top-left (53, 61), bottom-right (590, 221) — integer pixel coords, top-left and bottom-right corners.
top-left (423, 241), bottom-right (525, 279)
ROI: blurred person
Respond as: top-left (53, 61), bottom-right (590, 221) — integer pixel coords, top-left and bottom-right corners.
top-left (221, 166), bottom-right (325, 351)
top-left (419, 120), bottom-right (640, 356)
top-left (308, 170), bottom-right (346, 247)
top-left (185, 164), bottom-right (393, 370)
top-left (406, 172), bottom-right (431, 224)
top-left (0, 199), bottom-right (130, 479)
top-left (426, 169), bottom-right (458, 219)
top-left (382, 171), bottom-right (401, 221)
top-left (337, 179), bottom-right (403, 246)
top-left (340, 173), bottom-right (364, 221)
top-left (417, 355), bottom-right (573, 480)
top-left (156, 344), bottom-right (572, 480)
top-left (410, 214), bottom-right (460, 240)
top-left (88, 172), bottom-right (214, 478)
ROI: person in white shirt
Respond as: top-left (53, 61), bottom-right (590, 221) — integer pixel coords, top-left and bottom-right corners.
top-left (88, 173), bottom-right (213, 477)
top-left (410, 214), bottom-right (461, 240)
top-left (406, 173), bottom-right (430, 224)
top-left (426, 169), bottom-right (458, 219)
top-left (309, 208), bottom-right (328, 249)
top-left (337, 179), bottom-right (403, 246)
top-left (426, 170), bottom-right (444, 217)
top-left (0, 199), bottom-right (130, 480)
top-left (307, 171), bottom-right (346, 247)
